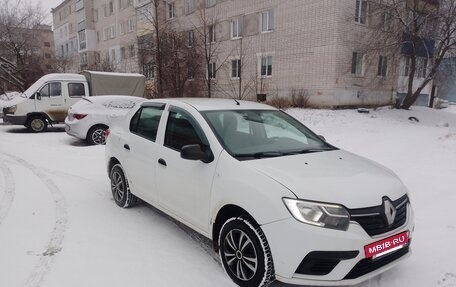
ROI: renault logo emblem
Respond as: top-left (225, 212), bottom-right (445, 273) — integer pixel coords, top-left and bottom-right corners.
top-left (383, 198), bottom-right (397, 226)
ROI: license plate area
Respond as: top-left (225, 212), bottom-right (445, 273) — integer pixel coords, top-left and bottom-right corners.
top-left (364, 231), bottom-right (409, 259)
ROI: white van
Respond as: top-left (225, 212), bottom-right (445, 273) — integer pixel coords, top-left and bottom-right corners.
top-left (1, 71), bottom-right (145, 132)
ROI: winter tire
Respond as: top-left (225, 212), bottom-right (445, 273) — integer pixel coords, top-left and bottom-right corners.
top-left (219, 217), bottom-right (274, 287)
top-left (26, 116), bottom-right (47, 133)
top-left (87, 125), bottom-right (108, 145)
top-left (110, 164), bottom-right (138, 208)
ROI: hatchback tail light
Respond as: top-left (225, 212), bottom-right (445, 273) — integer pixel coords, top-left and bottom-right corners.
top-left (73, 113), bottom-right (87, 120)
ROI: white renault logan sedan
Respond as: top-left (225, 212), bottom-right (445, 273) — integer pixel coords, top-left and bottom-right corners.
top-left (105, 98), bottom-right (414, 287)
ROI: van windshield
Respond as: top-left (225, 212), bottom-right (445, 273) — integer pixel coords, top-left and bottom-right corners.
top-left (202, 110), bottom-right (336, 160)
top-left (22, 78), bottom-right (48, 98)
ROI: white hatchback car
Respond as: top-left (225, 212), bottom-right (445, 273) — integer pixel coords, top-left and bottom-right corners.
top-left (105, 98), bottom-right (414, 287)
top-left (65, 96), bottom-right (145, 145)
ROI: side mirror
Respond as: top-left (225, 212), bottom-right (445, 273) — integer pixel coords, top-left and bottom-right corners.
top-left (318, 135), bottom-right (326, 141)
top-left (36, 92), bottom-right (42, 100)
top-left (181, 144), bottom-right (213, 163)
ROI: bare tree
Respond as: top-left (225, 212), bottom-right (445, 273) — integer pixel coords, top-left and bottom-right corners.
top-left (137, 1), bottom-right (203, 98)
top-left (0, 0), bottom-right (47, 89)
top-left (365, 0), bottom-right (456, 109)
top-left (192, 4), bottom-right (232, 98)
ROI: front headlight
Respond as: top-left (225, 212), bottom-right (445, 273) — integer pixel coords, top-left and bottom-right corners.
top-left (282, 198), bottom-right (350, 231)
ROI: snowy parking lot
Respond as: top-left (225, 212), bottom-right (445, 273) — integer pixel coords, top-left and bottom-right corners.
top-left (1, 106), bottom-right (456, 287)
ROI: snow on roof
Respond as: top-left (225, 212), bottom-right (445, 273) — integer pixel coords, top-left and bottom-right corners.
top-left (38, 73), bottom-right (86, 82)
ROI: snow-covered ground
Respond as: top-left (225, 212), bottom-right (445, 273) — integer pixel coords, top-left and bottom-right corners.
top-left (0, 106), bottom-right (455, 287)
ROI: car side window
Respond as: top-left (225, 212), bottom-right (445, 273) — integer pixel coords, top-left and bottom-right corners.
top-left (130, 106), bottom-right (164, 142)
top-left (164, 109), bottom-right (204, 151)
top-left (40, 83), bottom-right (62, 97)
top-left (68, 83), bottom-right (86, 97)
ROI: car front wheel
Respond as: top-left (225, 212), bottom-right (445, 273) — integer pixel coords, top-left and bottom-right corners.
top-left (27, 116), bottom-right (47, 132)
top-left (219, 217), bottom-right (274, 287)
top-left (110, 164), bottom-right (138, 208)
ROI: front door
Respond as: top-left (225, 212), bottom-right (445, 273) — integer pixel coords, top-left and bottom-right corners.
top-left (35, 82), bottom-right (65, 121)
top-left (156, 106), bottom-right (216, 233)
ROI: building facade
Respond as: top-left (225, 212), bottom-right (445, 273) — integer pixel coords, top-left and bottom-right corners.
top-left (52, 0), bottom-right (433, 106)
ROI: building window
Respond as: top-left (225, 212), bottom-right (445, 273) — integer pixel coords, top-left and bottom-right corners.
top-left (121, 47), bottom-right (126, 60)
top-left (187, 30), bottom-right (194, 47)
top-left (417, 57), bottom-right (428, 78)
top-left (185, 0), bottom-right (194, 14)
top-left (93, 8), bottom-right (98, 22)
top-left (167, 2), bottom-right (175, 19)
top-left (109, 1), bottom-right (114, 15)
top-left (44, 42), bottom-right (51, 47)
top-left (206, 0), bottom-right (216, 7)
top-left (261, 10), bottom-right (274, 32)
top-left (208, 62), bottom-right (216, 79)
top-left (355, 0), bottom-right (368, 24)
top-left (351, 52), bottom-right (364, 75)
top-left (45, 53), bottom-right (51, 59)
top-left (231, 59), bottom-right (241, 79)
top-left (127, 17), bottom-right (135, 32)
top-left (143, 62), bottom-right (155, 79)
top-left (80, 52), bottom-right (88, 65)
top-left (261, 55), bottom-right (272, 77)
top-left (119, 22), bottom-right (126, 35)
top-left (208, 24), bottom-right (216, 43)
top-left (231, 17), bottom-right (242, 39)
top-left (378, 55), bottom-right (387, 77)
top-left (103, 25), bottom-right (116, 40)
top-left (129, 44), bottom-right (136, 57)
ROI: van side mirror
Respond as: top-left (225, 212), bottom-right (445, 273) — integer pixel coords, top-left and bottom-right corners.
top-left (318, 135), bottom-right (326, 141)
top-left (36, 92), bottom-right (42, 100)
top-left (181, 144), bottom-right (214, 163)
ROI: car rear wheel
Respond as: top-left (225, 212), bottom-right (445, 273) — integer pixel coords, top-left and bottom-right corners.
top-left (87, 125), bottom-right (107, 145)
top-left (110, 164), bottom-right (138, 208)
top-left (26, 116), bottom-right (47, 133)
top-left (219, 217), bottom-right (274, 287)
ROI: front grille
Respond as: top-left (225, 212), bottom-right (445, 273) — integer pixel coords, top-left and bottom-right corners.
top-left (344, 245), bottom-right (410, 279)
top-left (349, 194), bottom-right (408, 236)
top-left (296, 251), bottom-right (359, 276)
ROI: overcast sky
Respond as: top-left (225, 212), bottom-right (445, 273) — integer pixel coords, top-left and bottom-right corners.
top-left (30, 0), bottom-right (64, 25)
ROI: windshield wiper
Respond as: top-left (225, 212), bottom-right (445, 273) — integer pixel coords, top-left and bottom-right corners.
top-left (234, 151), bottom-right (285, 159)
top-left (285, 147), bottom-right (337, 155)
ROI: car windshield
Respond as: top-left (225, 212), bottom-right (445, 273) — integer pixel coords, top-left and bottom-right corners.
top-left (203, 110), bottom-right (336, 160)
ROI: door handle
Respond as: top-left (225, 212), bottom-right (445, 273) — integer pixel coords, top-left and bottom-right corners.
top-left (158, 158), bottom-right (167, 166)
top-left (124, 144), bottom-right (130, 150)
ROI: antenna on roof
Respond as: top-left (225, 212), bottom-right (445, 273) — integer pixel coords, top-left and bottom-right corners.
top-left (234, 98), bottom-right (240, 105)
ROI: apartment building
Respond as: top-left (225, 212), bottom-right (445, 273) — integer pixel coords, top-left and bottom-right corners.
top-left (52, 0), bottom-right (433, 106)
top-left (52, 0), bottom-right (139, 73)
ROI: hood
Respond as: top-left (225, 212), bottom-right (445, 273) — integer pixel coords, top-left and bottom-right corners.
top-left (245, 150), bottom-right (407, 209)
top-left (0, 92), bottom-right (28, 108)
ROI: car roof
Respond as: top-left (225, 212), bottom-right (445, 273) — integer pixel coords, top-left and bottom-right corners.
top-left (38, 73), bottom-right (87, 82)
top-left (142, 98), bottom-right (277, 111)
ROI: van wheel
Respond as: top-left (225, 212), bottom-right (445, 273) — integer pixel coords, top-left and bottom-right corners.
top-left (110, 164), bottom-right (138, 208)
top-left (26, 116), bottom-right (47, 133)
top-left (219, 217), bottom-right (274, 287)
top-left (87, 125), bottom-right (108, 145)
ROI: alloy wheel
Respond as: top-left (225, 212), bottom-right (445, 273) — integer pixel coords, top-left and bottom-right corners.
top-left (223, 229), bottom-right (258, 281)
top-left (111, 171), bottom-right (125, 203)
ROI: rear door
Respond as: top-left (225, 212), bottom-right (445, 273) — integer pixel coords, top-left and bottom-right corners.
top-left (123, 103), bottom-right (165, 204)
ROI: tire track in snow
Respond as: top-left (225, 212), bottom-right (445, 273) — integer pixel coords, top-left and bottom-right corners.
top-left (0, 158), bottom-right (15, 225)
top-left (0, 153), bottom-right (68, 287)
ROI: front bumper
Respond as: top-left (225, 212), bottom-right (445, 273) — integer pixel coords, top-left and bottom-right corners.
top-left (4, 114), bottom-right (27, 125)
top-left (262, 203), bottom-right (414, 286)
